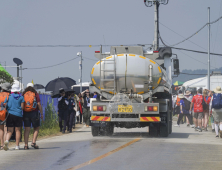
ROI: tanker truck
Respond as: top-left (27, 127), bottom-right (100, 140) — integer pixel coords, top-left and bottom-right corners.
top-left (89, 46), bottom-right (179, 137)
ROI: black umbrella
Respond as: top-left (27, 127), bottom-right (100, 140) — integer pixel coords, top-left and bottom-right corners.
top-left (45, 77), bottom-right (76, 92)
top-left (34, 84), bottom-right (45, 90)
top-left (51, 88), bottom-right (75, 98)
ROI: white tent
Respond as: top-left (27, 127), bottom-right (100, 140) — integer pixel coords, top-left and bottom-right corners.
top-left (183, 72), bottom-right (222, 91)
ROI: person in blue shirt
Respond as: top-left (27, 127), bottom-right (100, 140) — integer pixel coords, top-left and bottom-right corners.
top-left (93, 92), bottom-right (98, 98)
top-left (174, 93), bottom-right (193, 127)
top-left (3, 84), bottom-right (24, 151)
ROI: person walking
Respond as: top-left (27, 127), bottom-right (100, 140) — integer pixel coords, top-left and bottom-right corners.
top-left (3, 84), bottom-right (24, 151)
top-left (184, 91), bottom-right (193, 127)
top-left (202, 89), bottom-right (212, 131)
top-left (174, 93), bottom-right (193, 127)
top-left (190, 88), bottom-right (204, 132)
top-left (58, 88), bottom-right (69, 133)
top-left (209, 86), bottom-right (222, 138)
top-left (76, 93), bottom-right (83, 124)
top-left (81, 89), bottom-right (91, 127)
top-left (67, 92), bottom-right (79, 132)
top-left (0, 83), bottom-right (11, 150)
top-left (23, 83), bottom-right (43, 150)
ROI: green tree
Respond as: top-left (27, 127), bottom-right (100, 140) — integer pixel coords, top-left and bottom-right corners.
top-left (0, 70), bottom-right (14, 85)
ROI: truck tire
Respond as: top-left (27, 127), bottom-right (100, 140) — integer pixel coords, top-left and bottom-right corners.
top-left (91, 126), bottom-right (100, 136)
top-left (160, 125), bottom-right (168, 137)
top-left (149, 125), bottom-right (158, 137)
top-left (105, 123), bottom-right (114, 136)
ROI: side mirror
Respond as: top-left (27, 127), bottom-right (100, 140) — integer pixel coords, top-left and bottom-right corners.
top-left (173, 59), bottom-right (180, 75)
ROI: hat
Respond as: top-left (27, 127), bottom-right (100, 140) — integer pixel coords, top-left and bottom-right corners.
top-left (59, 88), bottom-right (65, 93)
top-left (214, 86), bottom-right (222, 93)
top-left (178, 93), bottom-right (185, 99)
top-left (1, 83), bottom-right (11, 91)
top-left (184, 91), bottom-right (191, 96)
top-left (27, 83), bottom-right (34, 88)
top-left (11, 84), bottom-right (21, 92)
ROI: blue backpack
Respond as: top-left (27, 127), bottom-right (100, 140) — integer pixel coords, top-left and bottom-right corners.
top-left (212, 93), bottom-right (222, 109)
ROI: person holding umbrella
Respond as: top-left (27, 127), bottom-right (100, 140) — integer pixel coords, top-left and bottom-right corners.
top-left (81, 89), bottom-right (91, 127)
top-left (58, 88), bottom-right (69, 133)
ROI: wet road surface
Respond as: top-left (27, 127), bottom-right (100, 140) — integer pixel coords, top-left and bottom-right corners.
top-left (1, 122), bottom-right (222, 170)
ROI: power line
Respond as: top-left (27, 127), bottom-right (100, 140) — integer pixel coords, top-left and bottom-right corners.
top-left (164, 15), bottom-right (222, 47)
top-left (26, 57), bottom-right (79, 70)
top-left (83, 57), bottom-right (98, 61)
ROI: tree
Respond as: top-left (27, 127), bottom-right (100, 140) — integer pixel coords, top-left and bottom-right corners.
top-left (0, 70), bottom-right (14, 85)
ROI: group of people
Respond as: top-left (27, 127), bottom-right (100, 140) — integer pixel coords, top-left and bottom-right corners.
top-left (0, 82), bottom-right (43, 151)
top-left (173, 86), bottom-right (222, 138)
top-left (57, 88), bottom-right (97, 133)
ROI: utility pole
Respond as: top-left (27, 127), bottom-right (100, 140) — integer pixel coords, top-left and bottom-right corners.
top-left (154, 1), bottom-right (159, 50)
top-left (208, 7), bottom-right (210, 90)
top-left (78, 51), bottom-right (83, 93)
top-left (144, 0), bottom-right (169, 50)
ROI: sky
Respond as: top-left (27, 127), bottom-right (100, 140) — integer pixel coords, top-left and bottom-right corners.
top-left (0, 0), bottom-right (222, 88)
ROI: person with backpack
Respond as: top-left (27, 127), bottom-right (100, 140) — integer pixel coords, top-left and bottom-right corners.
top-left (58, 88), bottom-right (69, 133)
top-left (81, 89), bottom-right (91, 127)
top-left (202, 89), bottom-right (212, 131)
top-left (0, 83), bottom-right (11, 150)
top-left (3, 84), bottom-right (24, 151)
top-left (174, 93), bottom-right (193, 127)
top-left (209, 86), bottom-right (222, 138)
top-left (23, 83), bottom-right (43, 150)
top-left (190, 88), bottom-right (204, 132)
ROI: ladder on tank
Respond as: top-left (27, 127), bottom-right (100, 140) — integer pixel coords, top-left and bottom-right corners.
top-left (99, 48), bottom-right (116, 95)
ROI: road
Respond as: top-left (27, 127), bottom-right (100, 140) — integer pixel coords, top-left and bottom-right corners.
top-left (1, 122), bottom-right (222, 170)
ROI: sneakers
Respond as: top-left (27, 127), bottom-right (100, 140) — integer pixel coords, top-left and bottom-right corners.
top-left (216, 135), bottom-right (219, 138)
top-left (212, 129), bottom-right (215, 132)
top-left (204, 127), bottom-right (208, 131)
top-left (3, 140), bottom-right (9, 151)
top-left (15, 146), bottom-right (20, 150)
top-left (195, 127), bottom-right (198, 131)
top-left (187, 124), bottom-right (190, 127)
top-left (190, 125), bottom-right (195, 128)
top-left (174, 124), bottom-right (180, 127)
top-left (220, 131), bottom-right (222, 138)
top-left (198, 128), bottom-right (202, 132)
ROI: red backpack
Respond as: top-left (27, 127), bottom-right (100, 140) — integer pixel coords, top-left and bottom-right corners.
top-left (24, 91), bottom-right (37, 112)
top-left (176, 96), bottom-right (180, 106)
top-left (0, 92), bottom-right (10, 121)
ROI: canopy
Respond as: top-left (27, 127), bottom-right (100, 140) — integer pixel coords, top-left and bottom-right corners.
top-left (183, 75), bottom-right (222, 91)
top-left (174, 81), bottom-right (184, 86)
top-left (0, 64), bottom-right (11, 76)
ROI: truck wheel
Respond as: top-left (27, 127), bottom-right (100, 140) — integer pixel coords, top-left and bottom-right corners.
top-left (105, 123), bottom-right (114, 136)
top-left (160, 125), bottom-right (168, 137)
top-left (91, 126), bottom-right (100, 136)
top-left (149, 125), bottom-right (158, 137)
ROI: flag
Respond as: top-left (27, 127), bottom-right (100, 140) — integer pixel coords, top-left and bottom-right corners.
top-left (32, 80), bottom-right (34, 85)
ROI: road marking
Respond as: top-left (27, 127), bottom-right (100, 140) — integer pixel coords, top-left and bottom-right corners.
top-left (68, 138), bottom-right (141, 170)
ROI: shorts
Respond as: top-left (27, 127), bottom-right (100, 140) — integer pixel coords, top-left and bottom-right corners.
top-left (23, 111), bottom-right (40, 128)
top-left (193, 112), bottom-right (203, 119)
top-left (212, 109), bottom-right (222, 122)
top-left (6, 114), bottom-right (23, 127)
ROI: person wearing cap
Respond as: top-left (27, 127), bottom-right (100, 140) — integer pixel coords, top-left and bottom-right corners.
top-left (23, 83), bottom-right (43, 150)
top-left (3, 84), bottom-right (24, 151)
top-left (174, 93), bottom-right (193, 127)
top-left (81, 89), bottom-right (91, 127)
top-left (58, 88), bottom-right (69, 133)
top-left (209, 86), bottom-right (222, 138)
top-left (0, 83), bottom-right (11, 150)
top-left (190, 88), bottom-right (204, 132)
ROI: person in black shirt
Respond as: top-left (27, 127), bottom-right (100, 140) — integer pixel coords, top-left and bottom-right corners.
top-left (58, 88), bottom-right (69, 133)
top-left (81, 89), bottom-right (91, 127)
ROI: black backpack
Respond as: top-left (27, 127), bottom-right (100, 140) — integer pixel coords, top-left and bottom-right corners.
top-left (183, 98), bottom-right (191, 110)
top-left (202, 96), bottom-right (208, 110)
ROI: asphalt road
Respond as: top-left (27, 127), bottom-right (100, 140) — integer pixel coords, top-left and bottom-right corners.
top-left (1, 122), bottom-right (222, 170)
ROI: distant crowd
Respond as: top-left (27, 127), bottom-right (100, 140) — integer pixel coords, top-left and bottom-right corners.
top-left (173, 86), bottom-right (222, 138)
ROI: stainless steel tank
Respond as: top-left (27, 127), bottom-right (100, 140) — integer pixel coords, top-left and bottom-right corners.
top-left (90, 53), bottom-right (164, 94)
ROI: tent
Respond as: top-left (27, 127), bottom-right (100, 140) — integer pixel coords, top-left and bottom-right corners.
top-left (174, 81), bottom-right (184, 86)
top-left (183, 72), bottom-right (222, 91)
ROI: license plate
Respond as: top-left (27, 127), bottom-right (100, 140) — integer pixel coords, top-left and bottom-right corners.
top-left (118, 105), bottom-right (133, 112)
